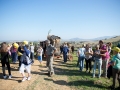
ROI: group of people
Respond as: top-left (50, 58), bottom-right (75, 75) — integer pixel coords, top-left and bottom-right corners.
top-left (76, 40), bottom-right (120, 90)
top-left (0, 40), bottom-right (120, 89)
top-left (0, 40), bottom-right (56, 82)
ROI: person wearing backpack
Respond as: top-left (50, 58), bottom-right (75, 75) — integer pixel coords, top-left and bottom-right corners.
top-left (109, 47), bottom-right (120, 90)
top-left (19, 41), bottom-right (33, 82)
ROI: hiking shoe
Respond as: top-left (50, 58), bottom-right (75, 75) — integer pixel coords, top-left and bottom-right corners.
top-left (85, 70), bottom-right (88, 73)
top-left (3, 75), bottom-right (7, 79)
top-left (109, 86), bottom-right (115, 90)
top-left (27, 77), bottom-right (31, 80)
top-left (49, 72), bottom-right (54, 77)
top-left (9, 75), bottom-right (12, 79)
top-left (89, 71), bottom-right (91, 74)
top-left (22, 77), bottom-right (27, 82)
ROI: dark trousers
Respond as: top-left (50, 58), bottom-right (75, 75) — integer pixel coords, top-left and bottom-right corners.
top-left (63, 53), bottom-right (67, 62)
top-left (18, 56), bottom-right (21, 67)
top-left (85, 58), bottom-right (92, 71)
top-left (30, 52), bottom-right (34, 61)
top-left (1, 60), bottom-right (11, 76)
top-left (112, 68), bottom-right (120, 88)
top-left (11, 52), bottom-right (17, 63)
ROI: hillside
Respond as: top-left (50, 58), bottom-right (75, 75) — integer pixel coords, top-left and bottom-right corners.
top-left (83, 36), bottom-right (120, 45)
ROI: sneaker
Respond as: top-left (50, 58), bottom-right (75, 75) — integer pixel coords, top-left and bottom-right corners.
top-left (85, 70), bottom-right (88, 73)
top-left (49, 72), bottom-right (54, 77)
top-left (22, 77), bottom-right (27, 82)
top-left (27, 77), bottom-right (31, 80)
top-left (3, 75), bottom-right (7, 79)
top-left (9, 75), bottom-right (12, 79)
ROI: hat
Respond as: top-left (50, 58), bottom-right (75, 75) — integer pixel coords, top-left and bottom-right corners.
top-left (13, 43), bottom-right (19, 48)
top-left (112, 47), bottom-right (120, 52)
top-left (23, 41), bottom-right (28, 45)
top-left (30, 42), bottom-right (33, 45)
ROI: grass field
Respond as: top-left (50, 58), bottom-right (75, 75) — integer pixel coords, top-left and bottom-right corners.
top-left (0, 53), bottom-right (120, 90)
top-left (60, 53), bottom-right (119, 90)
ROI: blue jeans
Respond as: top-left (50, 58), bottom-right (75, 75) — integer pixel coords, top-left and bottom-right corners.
top-left (93, 59), bottom-right (102, 77)
top-left (79, 56), bottom-right (85, 71)
top-left (63, 53), bottom-right (67, 62)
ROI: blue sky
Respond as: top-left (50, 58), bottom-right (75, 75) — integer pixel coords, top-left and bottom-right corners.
top-left (0, 0), bottom-right (120, 41)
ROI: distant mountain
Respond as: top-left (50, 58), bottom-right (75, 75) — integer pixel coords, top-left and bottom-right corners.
top-left (92, 36), bottom-right (114, 41)
top-left (69, 38), bottom-right (89, 41)
top-left (68, 36), bottom-right (116, 42)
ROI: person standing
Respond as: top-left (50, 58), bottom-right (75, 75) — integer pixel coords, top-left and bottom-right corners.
top-left (99, 40), bottom-right (110, 78)
top-left (93, 45), bottom-right (106, 78)
top-left (10, 43), bottom-right (18, 63)
top-left (17, 42), bottom-right (24, 68)
top-left (45, 40), bottom-right (56, 77)
top-left (30, 42), bottom-right (34, 63)
top-left (62, 42), bottom-right (69, 63)
top-left (85, 44), bottom-right (93, 73)
top-left (19, 41), bottom-right (32, 82)
top-left (71, 45), bottom-right (75, 54)
top-left (0, 43), bottom-right (12, 79)
top-left (110, 47), bottom-right (120, 90)
top-left (37, 46), bottom-right (43, 66)
top-left (60, 44), bottom-right (63, 54)
top-left (78, 44), bottom-right (86, 71)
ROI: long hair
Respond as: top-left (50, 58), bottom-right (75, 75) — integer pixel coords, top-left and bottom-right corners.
top-left (0, 43), bottom-right (8, 52)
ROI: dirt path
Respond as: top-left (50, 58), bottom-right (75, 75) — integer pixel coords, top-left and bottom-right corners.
top-left (0, 58), bottom-right (71, 90)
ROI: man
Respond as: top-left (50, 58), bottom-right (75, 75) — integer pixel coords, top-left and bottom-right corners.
top-left (62, 42), bottom-right (69, 63)
top-left (30, 42), bottom-right (34, 63)
top-left (46, 40), bottom-right (56, 77)
top-left (77, 44), bottom-right (85, 72)
top-left (99, 40), bottom-right (110, 78)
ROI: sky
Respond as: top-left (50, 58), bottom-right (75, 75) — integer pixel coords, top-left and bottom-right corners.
top-left (0, 0), bottom-right (120, 41)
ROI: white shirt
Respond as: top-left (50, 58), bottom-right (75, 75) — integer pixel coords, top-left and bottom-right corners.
top-left (37, 48), bottom-right (43, 56)
top-left (30, 45), bottom-right (34, 53)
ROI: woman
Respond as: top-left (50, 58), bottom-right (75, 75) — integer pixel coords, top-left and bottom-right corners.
top-left (93, 45), bottom-right (106, 78)
top-left (37, 46), bottom-right (43, 65)
top-left (10, 43), bottom-right (18, 63)
top-left (85, 44), bottom-right (93, 73)
top-left (19, 41), bottom-right (32, 82)
top-left (110, 47), bottom-right (120, 90)
top-left (0, 43), bottom-right (12, 79)
top-left (107, 42), bottom-right (112, 54)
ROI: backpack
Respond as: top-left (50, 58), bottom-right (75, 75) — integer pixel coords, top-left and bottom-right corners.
top-left (21, 53), bottom-right (33, 65)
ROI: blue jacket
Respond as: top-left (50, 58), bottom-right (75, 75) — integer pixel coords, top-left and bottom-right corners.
top-left (63, 46), bottom-right (69, 54)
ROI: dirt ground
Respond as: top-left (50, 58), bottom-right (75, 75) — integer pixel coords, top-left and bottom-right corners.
top-left (0, 58), bottom-right (71, 90)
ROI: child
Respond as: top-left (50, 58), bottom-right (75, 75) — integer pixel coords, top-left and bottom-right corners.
top-left (93, 45), bottom-right (106, 78)
top-left (37, 46), bottom-right (43, 66)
